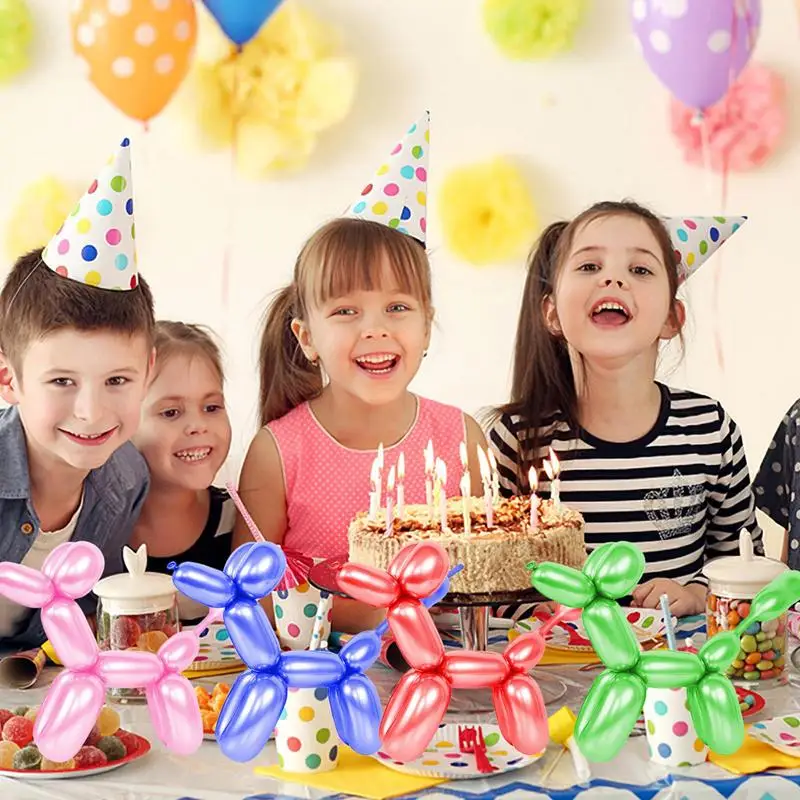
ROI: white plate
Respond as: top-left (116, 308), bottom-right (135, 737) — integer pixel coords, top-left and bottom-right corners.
top-left (0, 733), bottom-right (150, 780)
top-left (372, 723), bottom-right (543, 779)
top-left (511, 606), bottom-right (673, 652)
top-left (748, 716), bottom-right (800, 756)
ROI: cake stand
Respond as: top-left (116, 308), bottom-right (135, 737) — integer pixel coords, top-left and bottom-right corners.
top-left (308, 557), bottom-right (545, 652)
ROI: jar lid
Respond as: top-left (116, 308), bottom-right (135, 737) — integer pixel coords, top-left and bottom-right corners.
top-left (702, 530), bottom-right (787, 591)
top-left (94, 545), bottom-right (177, 605)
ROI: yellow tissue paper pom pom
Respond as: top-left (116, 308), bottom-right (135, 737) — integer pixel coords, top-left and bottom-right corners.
top-left (440, 159), bottom-right (538, 266)
top-left (5, 177), bottom-right (80, 261)
top-left (483, 0), bottom-right (585, 60)
top-left (183, 3), bottom-right (357, 178)
top-left (0, 0), bottom-right (33, 82)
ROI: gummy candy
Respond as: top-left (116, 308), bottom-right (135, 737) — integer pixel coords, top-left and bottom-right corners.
top-left (84, 724), bottom-right (101, 747)
top-left (41, 757), bottom-right (76, 771)
top-left (96, 706), bottom-right (120, 737)
top-left (73, 746), bottom-right (108, 769)
top-left (114, 729), bottom-right (139, 755)
top-left (2, 716), bottom-right (33, 747)
top-left (0, 710), bottom-right (13, 730)
top-left (12, 745), bottom-right (41, 770)
top-left (96, 736), bottom-right (126, 761)
top-left (11, 707), bottom-right (28, 717)
top-left (0, 741), bottom-right (19, 769)
top-left (110, 616), bottom-right (142, 650)
top-left (137, 630), bottom-right (168, 653)
top-left (23, 707), bottom-right (38, 723)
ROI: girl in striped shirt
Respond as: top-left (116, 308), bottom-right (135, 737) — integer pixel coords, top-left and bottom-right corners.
top-left (487, 201), bottom-right (761, 618)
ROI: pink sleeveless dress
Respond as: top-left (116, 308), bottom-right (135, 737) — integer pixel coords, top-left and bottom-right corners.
top-left (267, 396), bottom-right (466, 559)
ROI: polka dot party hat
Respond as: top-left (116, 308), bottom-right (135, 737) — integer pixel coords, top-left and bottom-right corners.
top-left (664, 216), bottom-right (747, 283)
top-left (42, 138), bottom-right (138, 291)
top-left (344, 111), bottom-right (429, 246)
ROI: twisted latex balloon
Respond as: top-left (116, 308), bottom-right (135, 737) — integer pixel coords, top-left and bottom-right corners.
top-left (339, 541), bottom-right (580, 762)
top-left (0, 542), bottom-right (204, 762)
top-left (530, 542), bottom-right (800, 762)
top-left (173, 542), bottom-right (386, 762)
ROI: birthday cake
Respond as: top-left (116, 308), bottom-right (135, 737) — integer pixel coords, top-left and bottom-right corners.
top-left (347, 496), bottom-right (586, 595)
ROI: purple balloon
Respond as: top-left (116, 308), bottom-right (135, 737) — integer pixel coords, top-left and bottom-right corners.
top-left (631, 0), bottom-right (761, 110)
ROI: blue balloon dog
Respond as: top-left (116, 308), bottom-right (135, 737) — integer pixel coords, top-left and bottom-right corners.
top-left (173, 541), bottom-right (460, 762)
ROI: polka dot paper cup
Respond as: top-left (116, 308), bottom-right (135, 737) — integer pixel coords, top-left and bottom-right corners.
top-left (643, 687), bottom-right (708, 768)
top-left (274, 687), bottom-right (341, 774)
top-left (272, 581), bottom-right (332, 651)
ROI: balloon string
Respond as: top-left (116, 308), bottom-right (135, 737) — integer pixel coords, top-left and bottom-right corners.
top-left (225, 480), bottom-right (266, 543)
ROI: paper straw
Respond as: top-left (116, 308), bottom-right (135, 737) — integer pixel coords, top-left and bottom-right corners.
top-left (659, 593), bottom-right (677, 651)
top-left (309, 591), bottom-right (332, 651)
top-left (225, 481), bottom-right (265, 543)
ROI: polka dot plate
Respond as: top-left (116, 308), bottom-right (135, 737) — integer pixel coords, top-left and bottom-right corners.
top-left (190, 622), bottom-right (242, 671)
top-left (372, 723), bottom-right (544, 779)
top-left (748, 715), bottom-right (800, 756)
top-left (511, 607), bottom-right (673, 652)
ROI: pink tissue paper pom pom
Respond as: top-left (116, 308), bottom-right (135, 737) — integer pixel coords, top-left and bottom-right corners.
top-left (670, 64), bottom-right (786, 173)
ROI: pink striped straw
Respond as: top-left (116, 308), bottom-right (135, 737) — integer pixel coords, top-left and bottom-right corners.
top-left (225, 481), bottom-right (265, 543)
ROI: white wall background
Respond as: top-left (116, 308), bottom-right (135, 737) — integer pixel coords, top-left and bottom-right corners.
top-left (2, 0), bottom-right (798, 552)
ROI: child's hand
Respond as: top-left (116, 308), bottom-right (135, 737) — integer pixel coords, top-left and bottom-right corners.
top-left (631, 578), bottom-right (706, 618)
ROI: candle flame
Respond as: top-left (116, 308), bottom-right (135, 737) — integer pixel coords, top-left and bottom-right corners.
top-left (459, 441), bottom-right (468, 469)
top-left (548, 447), bottom-right (560, 478)
top-left (477, 447), bottom-right (490, 481)
top-left (387, 465), bottom-right (396, 492)
top-left (397, 452), bottom-right (405, 481)
top-left (435, 458), bottom-right (447, 486)
top-left (377, 443), bottom-right (385, 469)
top-left (487, 449), bottom-right (497, 472)
top-left (528, 467), bottom-right (538, 492)
top-left (424, 439), bottom-right (434, 473)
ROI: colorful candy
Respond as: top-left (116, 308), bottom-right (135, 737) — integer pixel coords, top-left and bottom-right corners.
top-left (41, 757), bottom-right (76, 770)
top-left (706, 594), bottom-right (786, 681)
top-left (96, 706), bottom-right (121, 737)
top-left (0, 741), bottom-right (19, 768)
top-left (2, 716), bottom-right (33, 747)
top-left (73, 746), bottom-right (108, 769)
top-left (96, 736), bottom-right (126, 761)
top-left (13, 745), bottom-right (41, 770)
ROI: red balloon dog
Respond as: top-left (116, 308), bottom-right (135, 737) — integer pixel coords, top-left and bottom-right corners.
top-left (338, 542), bottom-right (579, 762)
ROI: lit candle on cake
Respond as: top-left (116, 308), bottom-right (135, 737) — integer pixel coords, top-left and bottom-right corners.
top-left (368, 457), bottom-right (380, 521)
top-left (529, 467), bottom-right (540, 531)
top-left (435, 458), bottom-right (449, 533)
top-left (487, 449), bottom-right (500, 505)
top-left (459, 442), bottom-right (471, 534)
top-left (424, 439), bottom-right (435, 521)
top-left (477, 447), bottom-right (493, 528)
top-left (376, 442), bottom-right (385, 508)
top-left (396, 453), bottom-right (405, 519)
top-left (384, 465), bottom-right (396, 538)
top-left (544, 447), bottom-right (561, 507)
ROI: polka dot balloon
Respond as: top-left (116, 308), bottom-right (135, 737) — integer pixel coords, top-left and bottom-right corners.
top-left (663, 215), bottom-right (748, 283)
top-left (344, 111), bottom-right (429, 246)
top-left (42, 139), bottom-right (138, 291)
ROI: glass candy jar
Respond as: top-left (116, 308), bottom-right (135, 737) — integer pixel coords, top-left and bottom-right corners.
top-left (94, 544), bottom-right (180, 701)
top-left (703, 530), bottom-right (788, 683)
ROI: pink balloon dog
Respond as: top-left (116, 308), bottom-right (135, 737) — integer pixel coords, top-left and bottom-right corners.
top-left (0, 541), bottom-right (205, 762)
top-left (339, 542), bottom-right (581, 762)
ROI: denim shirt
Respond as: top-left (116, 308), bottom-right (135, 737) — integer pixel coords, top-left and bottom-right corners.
top-left (0, 406), bottom-right (149, 650)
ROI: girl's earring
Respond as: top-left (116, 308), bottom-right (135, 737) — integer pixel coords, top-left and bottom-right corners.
top-left (423, 350), bottom-right (428, 359)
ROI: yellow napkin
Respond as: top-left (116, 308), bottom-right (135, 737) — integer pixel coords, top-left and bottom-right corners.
top-left (539, 646), bottom-right (601, 666)
top-left (43, 640), bottom-right (245, 680)
top-left (255, 746), bottom-right (447, 799)
top-left (709, 735), bottom-right (800, 775)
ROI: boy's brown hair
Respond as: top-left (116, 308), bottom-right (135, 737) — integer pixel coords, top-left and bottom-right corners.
top-left (0, 248), bottom-right (155, 374)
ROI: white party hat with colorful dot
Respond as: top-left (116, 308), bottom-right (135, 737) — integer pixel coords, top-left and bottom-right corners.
top-left (344, 111), bottom-right (429, 245)
top-left (42, 137), bottom-right (138, 291)
top-left (664, 216), bottom-right (747, 283)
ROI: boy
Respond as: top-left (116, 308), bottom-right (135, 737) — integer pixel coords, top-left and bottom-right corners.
top-left (0, 138), bottom-right (154, 649)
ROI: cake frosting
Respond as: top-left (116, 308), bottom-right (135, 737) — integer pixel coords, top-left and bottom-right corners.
top-left (347, 495), bottom-right (586, 595)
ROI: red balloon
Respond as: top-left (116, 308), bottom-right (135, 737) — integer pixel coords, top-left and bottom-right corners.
top-left (379, 671), bottom-right (450, 763)
top-left (388, 600), bottom-right (443, 671)
top-left (494, 674), bottom-right (549, 755)
top-left (339, 544), bottom-right (581, 761)
top-left (444, 651), bottom-right (508, 689)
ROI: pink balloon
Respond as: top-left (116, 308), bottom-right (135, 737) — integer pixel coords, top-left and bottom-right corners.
top-left (0, 543), bottom-right (207, 761)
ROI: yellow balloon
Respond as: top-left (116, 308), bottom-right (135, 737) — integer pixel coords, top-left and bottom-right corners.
top-left (5, 177), bottom-right (80, 261)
